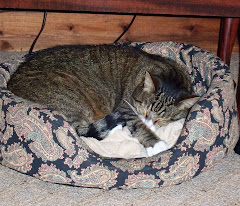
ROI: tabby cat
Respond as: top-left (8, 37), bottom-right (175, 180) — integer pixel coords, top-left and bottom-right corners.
top-left (8, 44), bottom-right (199, 148)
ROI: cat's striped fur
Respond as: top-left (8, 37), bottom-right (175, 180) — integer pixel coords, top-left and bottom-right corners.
top-left (8, 44), bottom-right (198, 148)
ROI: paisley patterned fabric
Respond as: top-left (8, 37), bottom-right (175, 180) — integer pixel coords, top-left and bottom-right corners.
top-left (0, 42), bottom-right (239, 189)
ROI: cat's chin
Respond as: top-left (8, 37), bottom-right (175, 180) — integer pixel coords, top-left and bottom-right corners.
top-left (146, 141), bottom-right (169, 157)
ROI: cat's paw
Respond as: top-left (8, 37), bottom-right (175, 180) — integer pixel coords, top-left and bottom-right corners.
top-left (146, 141), bottom-right (169, 157)
top-left (108, 125), bottom-right (123, 136)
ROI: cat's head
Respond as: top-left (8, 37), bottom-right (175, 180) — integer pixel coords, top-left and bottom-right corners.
top-left (131, 72), bottom-right (199, 127)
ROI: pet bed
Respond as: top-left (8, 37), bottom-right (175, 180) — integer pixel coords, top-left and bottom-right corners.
top-left (0, 42), bottom-right (239, 189)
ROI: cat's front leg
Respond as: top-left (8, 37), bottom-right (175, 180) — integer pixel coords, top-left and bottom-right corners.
top-left (131, 126), bottom-right (170, 156)
top-left (139, 134), bottom-right (161, 148)
top-left (131, 126), bottom-right (160, 148)
top-left (146, 141), bottom-right (169, 157)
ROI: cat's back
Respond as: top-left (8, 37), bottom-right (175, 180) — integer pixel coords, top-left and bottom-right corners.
top-left (18, 44), bottom-right (144, 72)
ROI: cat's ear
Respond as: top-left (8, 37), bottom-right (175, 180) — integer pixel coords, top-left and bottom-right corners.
top-left (177, 96), bottom-right (200, 110)
top-left (143, 72), bottom-right (155, 93)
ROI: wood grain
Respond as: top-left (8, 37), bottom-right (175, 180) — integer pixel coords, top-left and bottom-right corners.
top-left (0, 0), bottom-right (240, 17)
top-left (0, 11), bottom-right (239, 53)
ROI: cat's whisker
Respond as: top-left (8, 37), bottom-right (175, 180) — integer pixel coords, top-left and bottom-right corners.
top-left (123, 99), bottom-right (139, 116)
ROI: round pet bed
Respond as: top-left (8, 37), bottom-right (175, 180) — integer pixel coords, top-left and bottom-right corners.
top-left (0, 42), bottom-right (239, 189)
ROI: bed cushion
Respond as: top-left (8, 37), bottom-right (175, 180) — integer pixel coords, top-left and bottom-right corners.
top-left (0, 41), bottom-right (239, 189)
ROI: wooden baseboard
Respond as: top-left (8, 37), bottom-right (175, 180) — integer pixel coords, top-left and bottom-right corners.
top-left (0, 11), bottom-right (239, 54)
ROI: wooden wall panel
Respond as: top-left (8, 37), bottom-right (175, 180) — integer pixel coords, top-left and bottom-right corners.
top-left (0, 11), bottom-right (239, 54)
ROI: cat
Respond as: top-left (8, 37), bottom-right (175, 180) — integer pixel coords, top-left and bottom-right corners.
top-left (7, 44), bottom-right (199, 148)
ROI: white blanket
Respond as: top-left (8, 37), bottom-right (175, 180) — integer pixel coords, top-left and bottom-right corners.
top-left (81, 118), bottom-right (185, 159)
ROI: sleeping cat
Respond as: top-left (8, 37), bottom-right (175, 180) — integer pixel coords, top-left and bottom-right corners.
top-left (7, 44), bottom-right (199, 148)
